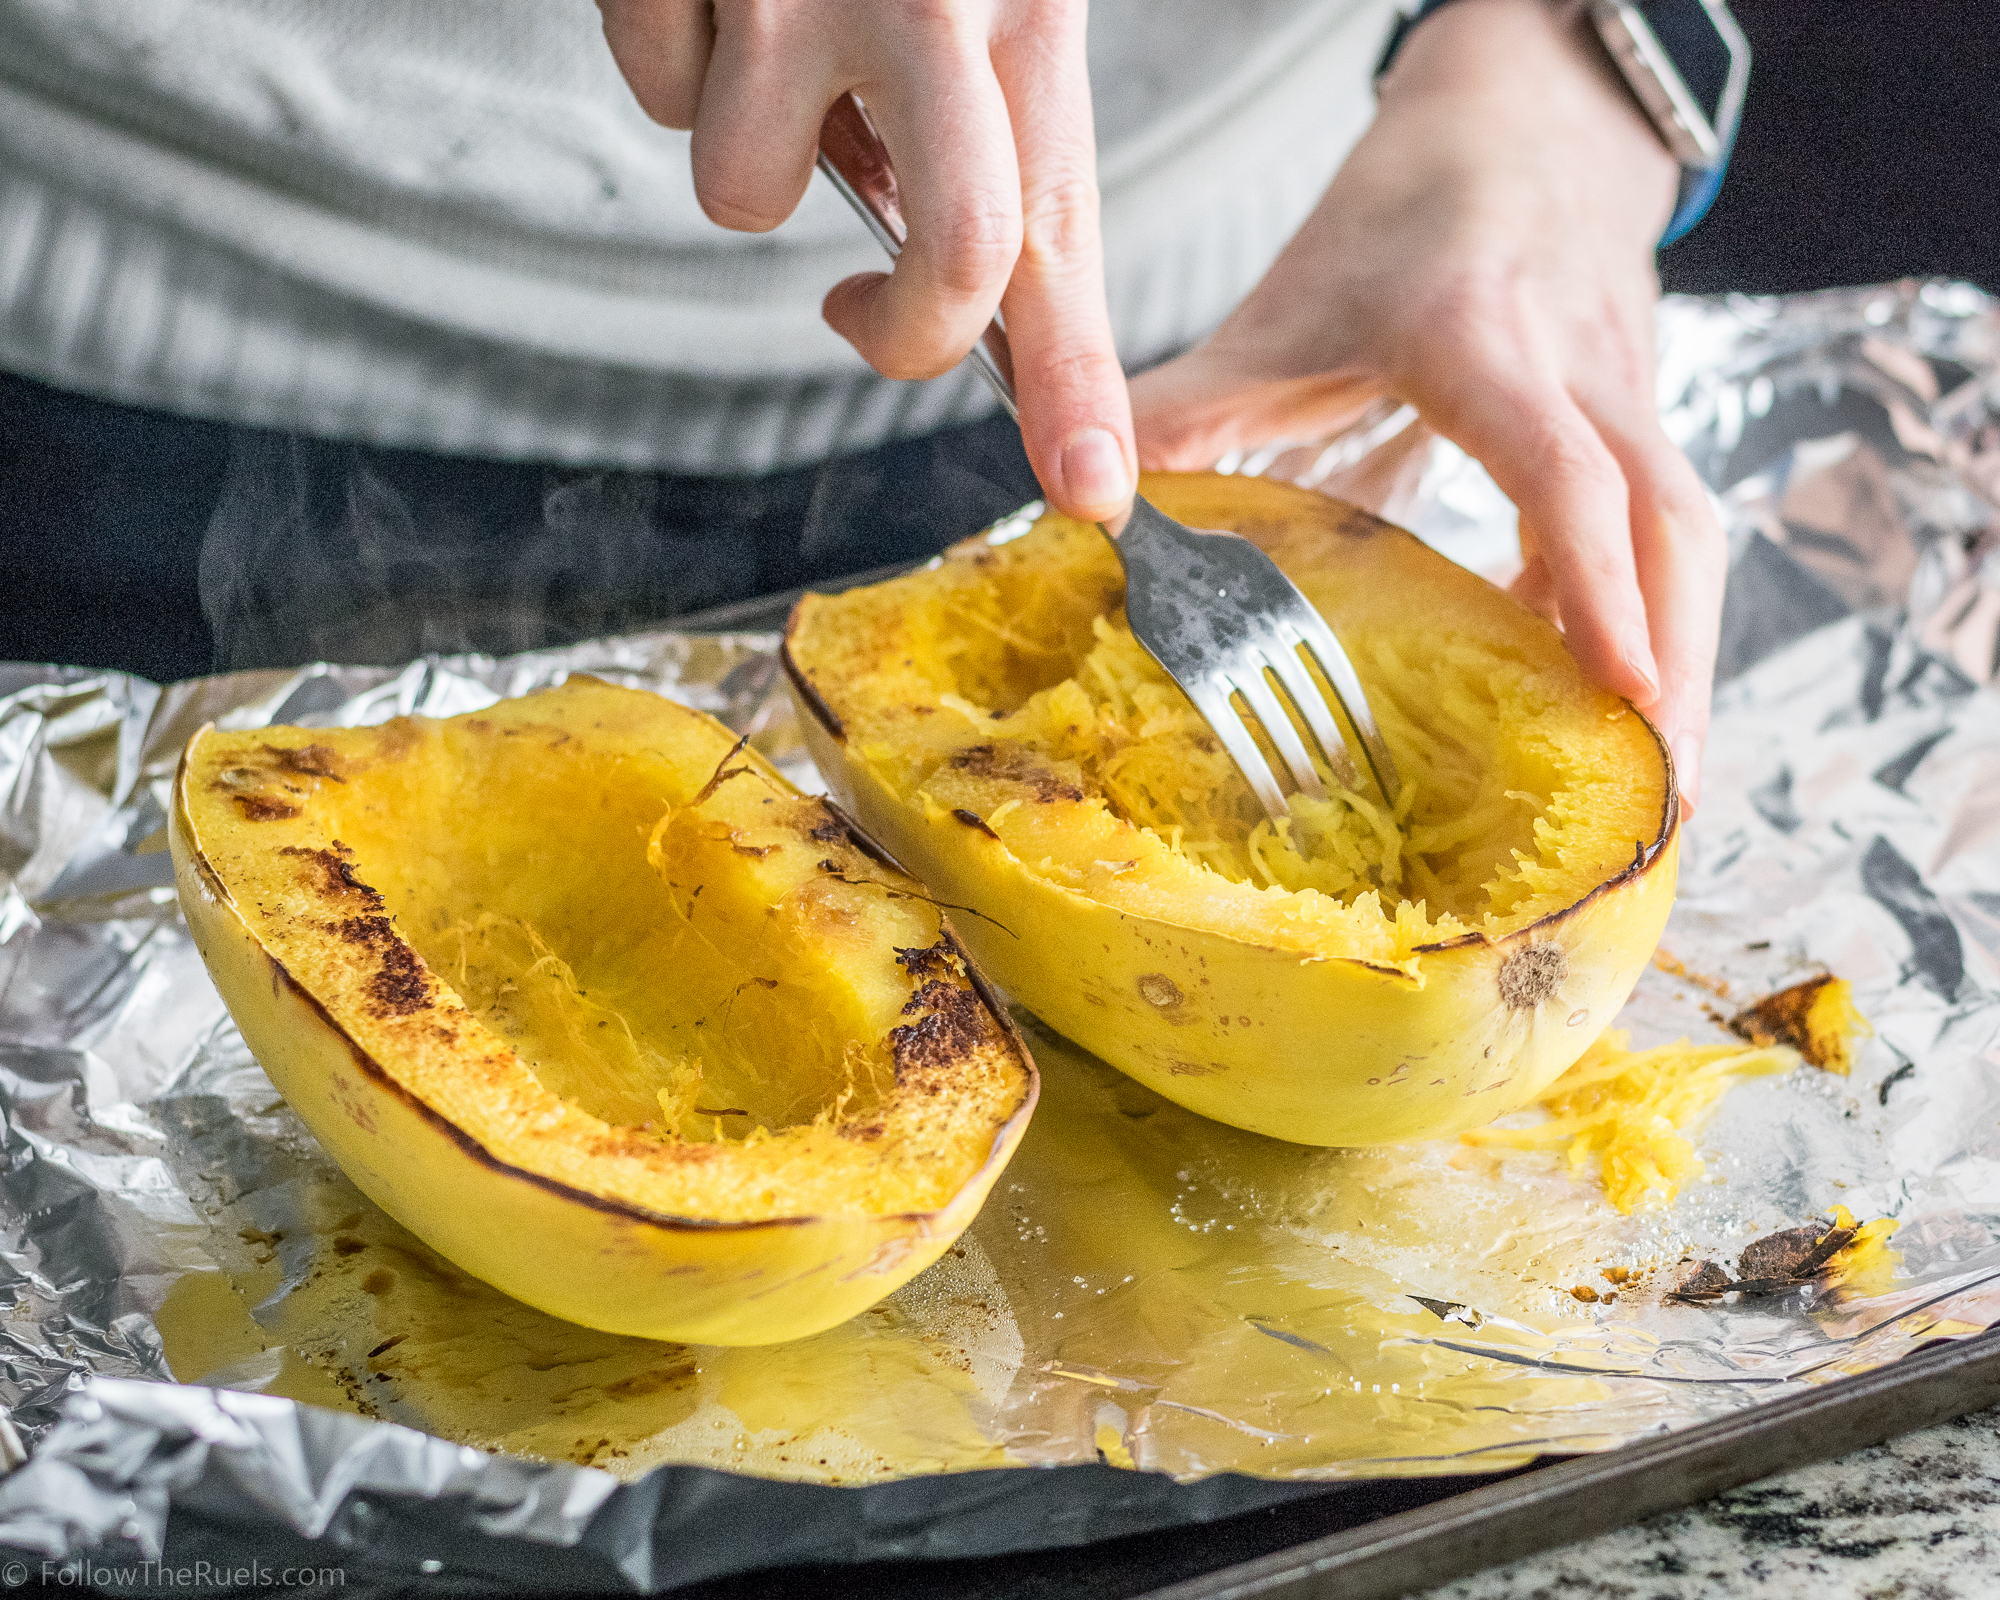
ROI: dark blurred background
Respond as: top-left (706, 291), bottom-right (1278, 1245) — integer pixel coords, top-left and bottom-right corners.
top-left (1658, 0), bottom-right (2000, 297)
top-left (6, 0), bottom-right (1998, 683)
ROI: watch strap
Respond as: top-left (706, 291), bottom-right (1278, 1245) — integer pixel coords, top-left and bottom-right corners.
top-left (1664, 149), bottom-right (1730, 246)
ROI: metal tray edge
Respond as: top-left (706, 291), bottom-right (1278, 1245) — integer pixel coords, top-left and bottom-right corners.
top-left (1145, 1326), bottom-right (2000, 1600)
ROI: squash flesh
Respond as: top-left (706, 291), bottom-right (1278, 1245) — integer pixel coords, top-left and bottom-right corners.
top-left (1462, 1029), bottom-right (1801, 1213)
top-left (172, 681), bottom-right (1037, 1343)
top-left (813, 505), bottom-right (1665, 971)
top-left (193, 701), bottom-right (1023, 1219)
top-left (333, 741), bottom-right (903, 1155)
top-left (785, 475), bottom-right (1677, 1147)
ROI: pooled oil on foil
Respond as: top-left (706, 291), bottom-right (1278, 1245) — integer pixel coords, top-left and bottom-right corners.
top-left (4, 281), bottom-right (2000, 1576)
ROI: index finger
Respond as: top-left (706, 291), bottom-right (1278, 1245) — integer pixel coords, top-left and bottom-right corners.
top-left (989, 13), bottom-right (1134, 521)
top-left (1423, 363), bottom-right (1662, 708)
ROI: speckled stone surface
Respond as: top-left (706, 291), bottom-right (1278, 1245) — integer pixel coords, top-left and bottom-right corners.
top-left (1414, 1403), bottom-right (2000, 1600)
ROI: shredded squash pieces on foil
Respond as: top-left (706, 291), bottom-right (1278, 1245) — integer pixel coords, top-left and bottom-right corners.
top-left (1462, 1029), bottom-right (1797, 1213)
top-left (1731, 975), bottom-right (1874, 1076)
top-left (1817, 1205), bottom-right (1903, 1297)
top-left (1668, 1205), bottom-right (1903, 1304)
top-left (1464, 975), bottom-right (1878, 1216)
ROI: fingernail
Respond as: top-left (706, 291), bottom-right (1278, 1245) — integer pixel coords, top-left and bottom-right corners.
top-left (1060, 429), bottom-right (1132, 514)
top-left (1671, 733), bottom-right (1702, 813)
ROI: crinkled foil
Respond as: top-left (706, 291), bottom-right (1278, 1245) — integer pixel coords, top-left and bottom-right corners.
top-left (4, 281), bottom-right (2000, 1574)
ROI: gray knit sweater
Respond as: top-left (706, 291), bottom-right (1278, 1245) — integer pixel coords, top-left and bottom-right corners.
top-left (0, 0), bottom-right (1388, 473)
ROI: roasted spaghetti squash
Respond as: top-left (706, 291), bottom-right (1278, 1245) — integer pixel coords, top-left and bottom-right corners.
top-left (784, 474), bottom-right (1676, 1145)
top-left (170, 679), bottom-right (1036, 1345)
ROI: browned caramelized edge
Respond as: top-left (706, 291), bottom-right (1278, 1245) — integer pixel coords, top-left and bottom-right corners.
top-left (177, 719), bottom-right (1037, 1234)
top-left (775, 502), bottom-right (1680, 981)
top-left (779, 611), bottom-right (844, 742)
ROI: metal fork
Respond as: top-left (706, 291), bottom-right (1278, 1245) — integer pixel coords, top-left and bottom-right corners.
top-left (815, 93), bottom-right (1400, 818)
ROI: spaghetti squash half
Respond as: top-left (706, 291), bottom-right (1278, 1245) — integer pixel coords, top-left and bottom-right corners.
top-left (783, 474), bottom-right (1676, 1146)
top-left (170, 680), bottom-right (1036, 1345)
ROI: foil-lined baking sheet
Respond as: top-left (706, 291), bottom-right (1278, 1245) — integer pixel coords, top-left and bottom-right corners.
top-left (4, 281), bottom-right (2000, 1580)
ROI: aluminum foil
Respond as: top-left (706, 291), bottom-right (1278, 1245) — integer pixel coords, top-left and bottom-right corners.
top-left (4, 280), bottom-right (2000, 1580)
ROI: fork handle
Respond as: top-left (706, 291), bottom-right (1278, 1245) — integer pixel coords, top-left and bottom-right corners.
top-left (816, 93), bottom-right (1020, 422)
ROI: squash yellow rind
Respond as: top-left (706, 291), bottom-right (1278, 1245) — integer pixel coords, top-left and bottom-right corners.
top-left (783, 474), bottom-right (1677, 1146)
top-left (170, 679), bottom-right (1037, 1345)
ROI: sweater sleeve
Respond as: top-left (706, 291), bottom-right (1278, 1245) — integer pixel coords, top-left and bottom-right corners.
top-left (0, 0), bottom-right (1391, 472)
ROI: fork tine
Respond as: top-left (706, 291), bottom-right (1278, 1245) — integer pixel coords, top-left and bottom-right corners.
top-left (1185, 676), bottom-right (1290, 821)
top-left (1261, 633), bottom-right (1363, 792)
top-left (1286, 612), bottom-right (1402, 805)
top-left (1230, 653), bottom-right (1328, 805)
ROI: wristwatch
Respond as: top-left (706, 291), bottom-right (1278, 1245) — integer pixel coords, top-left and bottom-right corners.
top-left (1375, 0), bottom-right (1752, 245)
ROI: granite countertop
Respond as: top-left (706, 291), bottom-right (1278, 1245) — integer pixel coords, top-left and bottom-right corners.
top-left (1416, 1403), bottom-right (2000, 1600)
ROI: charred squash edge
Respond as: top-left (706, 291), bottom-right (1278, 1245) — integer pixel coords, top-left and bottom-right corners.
top-left (175, 737), bottom-right (1040, 1238)
top-left (778, 518), bottom-right (1678, 980)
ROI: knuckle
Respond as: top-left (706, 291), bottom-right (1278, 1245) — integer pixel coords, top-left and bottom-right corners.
top-left (1528, 416), bottom-right (1623, 501)
top-left (1027, 342), bottom-right (1120, 403)
top-left (1397, 287), bottom-right (1528, 409)
top-left (898, 0), bottom-right (979, 39)
top-left (1416, 277), bottom-right (1515, 353)
top-left (1018, 172), bottom-right (1099, 273)
top-left (921, 198), bottom-right (1021, 299)
top-left (1644, 449), bottom-right (1726, 551)
top-left (730, 0), bottom-right (792, 47)
top-left (1599, 333), bottom-right (1653, 396)
top-left (1671, 495), bottom-right (1726, 554)
top-left (860, 0), bottom-right (989, 57)
top-left (997, 0), bottom-right (1087, 51)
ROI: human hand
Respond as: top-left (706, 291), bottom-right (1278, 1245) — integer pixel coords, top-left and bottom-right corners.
top-left (1128, 0), bottom-right (1722, 807)
top-left (598, 0), bottom-right (1136, 522)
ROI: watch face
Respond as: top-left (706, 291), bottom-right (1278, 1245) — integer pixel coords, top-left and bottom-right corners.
top-left (1597, 0), bottom-right (1750, 169)
top-left (1638, 0), bottom-right (1739, 130)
